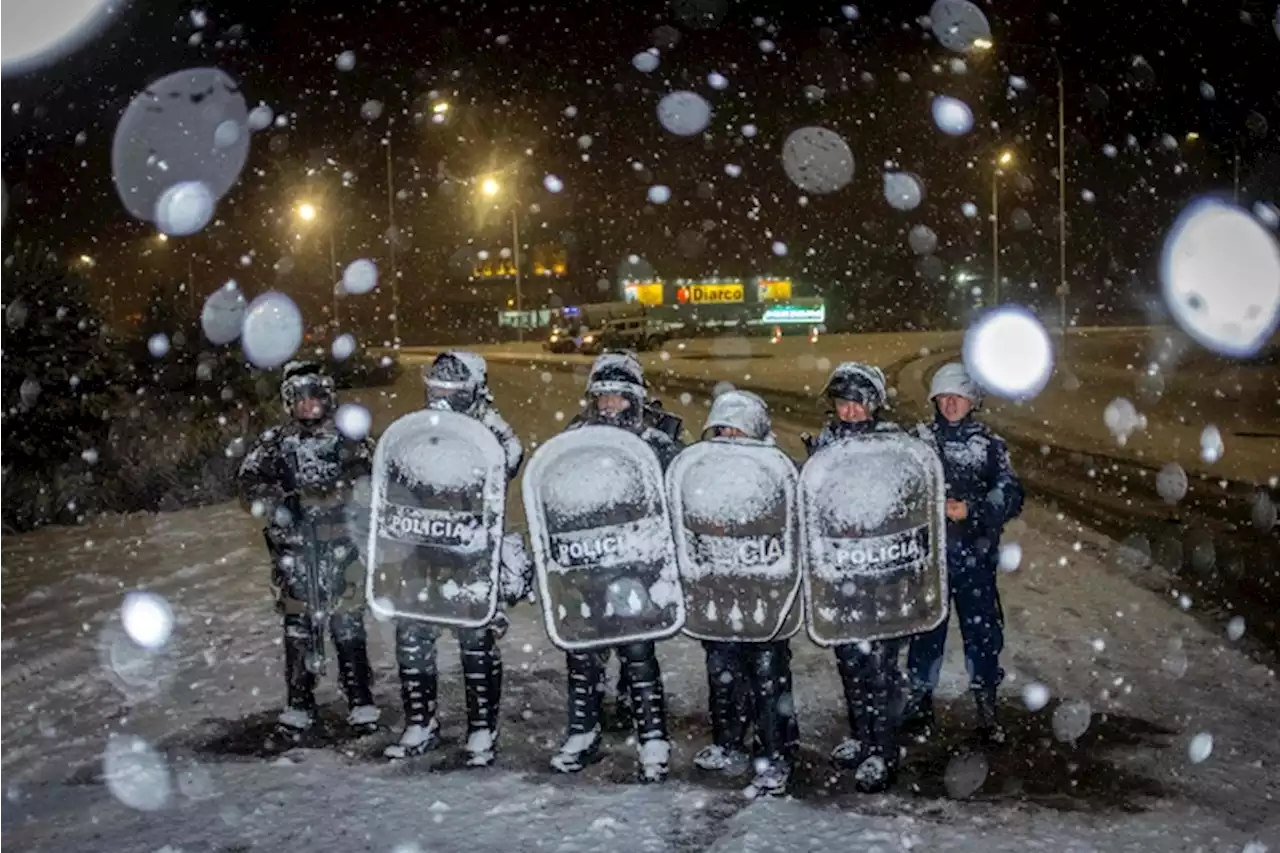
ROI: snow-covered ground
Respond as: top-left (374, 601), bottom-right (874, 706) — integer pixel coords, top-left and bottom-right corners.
top-left (3, 363), bottom-right (1278, 852)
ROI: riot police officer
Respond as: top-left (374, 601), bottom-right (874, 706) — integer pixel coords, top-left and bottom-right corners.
top-left (238, 360), bottom-right (379, 734)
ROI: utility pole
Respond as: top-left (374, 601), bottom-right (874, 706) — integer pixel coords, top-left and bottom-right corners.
top-left (1055, 50), bottom-right (1069, 350)
top-left (991, 169), bottom-right (1001, 306)
top-left (386, 137), bottom-right (400, 346)
top-left (1233, 147), bottom-right (1241, 204)
top-left (328, 225), bottom-right (339, 330)
top-left (512, 205), bottom-right (523, 343)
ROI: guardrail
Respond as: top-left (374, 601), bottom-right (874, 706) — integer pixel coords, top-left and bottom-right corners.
top-left (382, 325), bottom-right (1164, 360)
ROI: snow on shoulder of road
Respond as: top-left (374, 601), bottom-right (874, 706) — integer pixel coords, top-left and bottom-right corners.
top-left (2, 384), bottom-right (1279, 852)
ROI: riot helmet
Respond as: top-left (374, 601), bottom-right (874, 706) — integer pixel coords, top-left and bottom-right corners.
top-left (822, 362), bottom-right (887, 423)
top-left (585, 351), bottom-right (647, 430)
top-left (280, 360), bottom-right (335, 423)
top-left (424, 351), bottom-right (490, 415)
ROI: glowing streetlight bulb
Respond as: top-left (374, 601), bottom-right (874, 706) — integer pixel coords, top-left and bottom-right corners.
top-left (156, 233), bottom-right (169, 243)
top-left (297, 202), bottom-right (318, 222)
top-left (78, 254), bottom-right (95, 266)
top-left (481, 178), bottom-right (500, 197)
top-left (998, 150), bottom-right (1015, 166)
top-left (971, 37), bottom-right (993, 51)
top-left (432, 101), bottom-right (450, 114)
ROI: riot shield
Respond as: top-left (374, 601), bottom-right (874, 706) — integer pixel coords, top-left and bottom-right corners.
top-left (365, 410), bottom-right (507, 628)
top-left (523, 425), bottom-right (684, 651)
top-left (666, 440), bottom-right (802, 642)
top-left (799, 432), bottom-right (947, 647)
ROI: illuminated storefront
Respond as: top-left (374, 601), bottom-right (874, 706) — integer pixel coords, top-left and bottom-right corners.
top-left (675, 280), bottom-right (745, 304)
top-left (756, 278), bottom-right (793, 302)
top-left (760, 299), bottom-right (826, 325)
top-left (472, 243), bottom-right (568, 279)
top-left (623, 280), bottom-right (664, 306)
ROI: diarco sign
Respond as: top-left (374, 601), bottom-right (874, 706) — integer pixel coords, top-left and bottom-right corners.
top-left (678, 282), bottom-right (745, 305)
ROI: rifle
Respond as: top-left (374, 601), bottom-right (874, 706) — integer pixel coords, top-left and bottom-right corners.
top-left (281, 451), bottom-right (329, 677)
top-left (645, 399), bottom-right (684, 442)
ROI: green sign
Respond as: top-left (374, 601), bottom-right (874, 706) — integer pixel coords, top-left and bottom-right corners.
top-left (761, 302), bottom-right (826, 324)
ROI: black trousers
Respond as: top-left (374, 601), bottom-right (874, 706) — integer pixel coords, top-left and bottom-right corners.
top-left (564, 642), bottom-right (667, 743)
top-left (832, 639), bottom-right (901, 758)
top-left (282, 610), bottom-right (373, 710)
top-left (702, 640), bottom-right (799, 762)
top-left (394, 620), bottom-right (502, 732)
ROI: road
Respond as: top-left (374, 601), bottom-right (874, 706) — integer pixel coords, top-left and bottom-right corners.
top-left (2, 355), bottom-right (1278, 852)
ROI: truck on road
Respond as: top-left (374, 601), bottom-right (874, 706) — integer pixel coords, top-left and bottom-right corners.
top-left (545, 302), bottom-right (669, 354)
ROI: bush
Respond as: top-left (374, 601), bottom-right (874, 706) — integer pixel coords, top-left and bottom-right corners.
top-left (2, 247), bottom-right (116, 444)
top-left (330, 349), bottom-right (403, 389)
top-left (2, 245), bottom-right (403, 532)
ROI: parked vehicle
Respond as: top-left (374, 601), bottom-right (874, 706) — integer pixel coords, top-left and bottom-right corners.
top-left (544, 302), bottom-right (667, 353)
top-left (580, 315), bottom-right (669, 354)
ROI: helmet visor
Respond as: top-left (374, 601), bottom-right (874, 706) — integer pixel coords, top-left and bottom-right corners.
top-left (426, 381), bottom-right (475, 412)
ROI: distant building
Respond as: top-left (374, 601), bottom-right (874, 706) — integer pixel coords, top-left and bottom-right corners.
top-left (618, 275), bottom-right (825, 333)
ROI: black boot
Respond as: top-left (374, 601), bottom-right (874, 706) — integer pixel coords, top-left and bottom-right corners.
top-left (695, 641), bottom-right (749, 773)
top-left (606, 657), bottom-right (633, 732)
top-left (745, 641), bottom-right (797, 796)
top-left (900, 686), bottom-right (936, 737)
top-left (487, 629), bottom-right (504, 733)
top-left (833, 640), bottom-right (901, 794)
top-left (552, 649), bottom-right (604, 772)
top-left (749, 641), bottom-right (798, 763)
top-left (280, 615), bottom-right (317, 731)
top-left (973, 688), bottom-right (1005, 745)
top-left (332, 612), bottom-right (379, 731)
top-left (385, 621), bottom-right (440, 758)
top-left (620, 642), bottom-right (670, 783)
top-left (460, 628), bottom-right (501, 766)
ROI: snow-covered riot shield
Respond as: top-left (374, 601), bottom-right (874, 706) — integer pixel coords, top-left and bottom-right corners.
top-left (666, 440), bottom-right (802, 642)
top-left (365, 410), bottom-right (506, 628)
top-left (523, 425), bottom-right (684, 651)
top-left (799, 433), bottom-right (947, 647)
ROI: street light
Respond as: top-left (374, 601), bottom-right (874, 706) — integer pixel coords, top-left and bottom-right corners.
top-left (991, 148), bottom-right (1016, 305)
top-left (432, 101), bottom-right (450, 114)
top-left (77, 254), bottom-right (95, 267)
top-left (478, 174), bottom-right (523, 342)
top-left (294, 200), bottom-right (340, 330)
top-left (149, 232), bottom-right (196, 310)
top-left (974, 39), bottom-right (1070, 344)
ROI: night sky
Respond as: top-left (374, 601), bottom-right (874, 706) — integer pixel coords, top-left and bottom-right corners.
top-left (3, 0), bottom-right (1278, 338)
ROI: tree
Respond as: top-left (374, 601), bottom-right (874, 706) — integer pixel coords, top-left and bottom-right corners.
top-left (1, 243), bottom-right (116, 528)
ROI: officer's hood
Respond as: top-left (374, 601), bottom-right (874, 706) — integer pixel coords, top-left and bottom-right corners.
top-left (702, 389), bottom-right (773, 443)
top-left (928, 361), bottom-right (982, 407)
top-left (822, 362), bottom-right (888, 410)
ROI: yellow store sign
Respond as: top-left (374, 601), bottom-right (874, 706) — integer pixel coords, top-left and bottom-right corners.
top-left (757, 278), bottom-right (793, 302)
top-left (681, 282), bottom-right (744, 304)
top-left (624, 281), bottom-right (664, 306)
